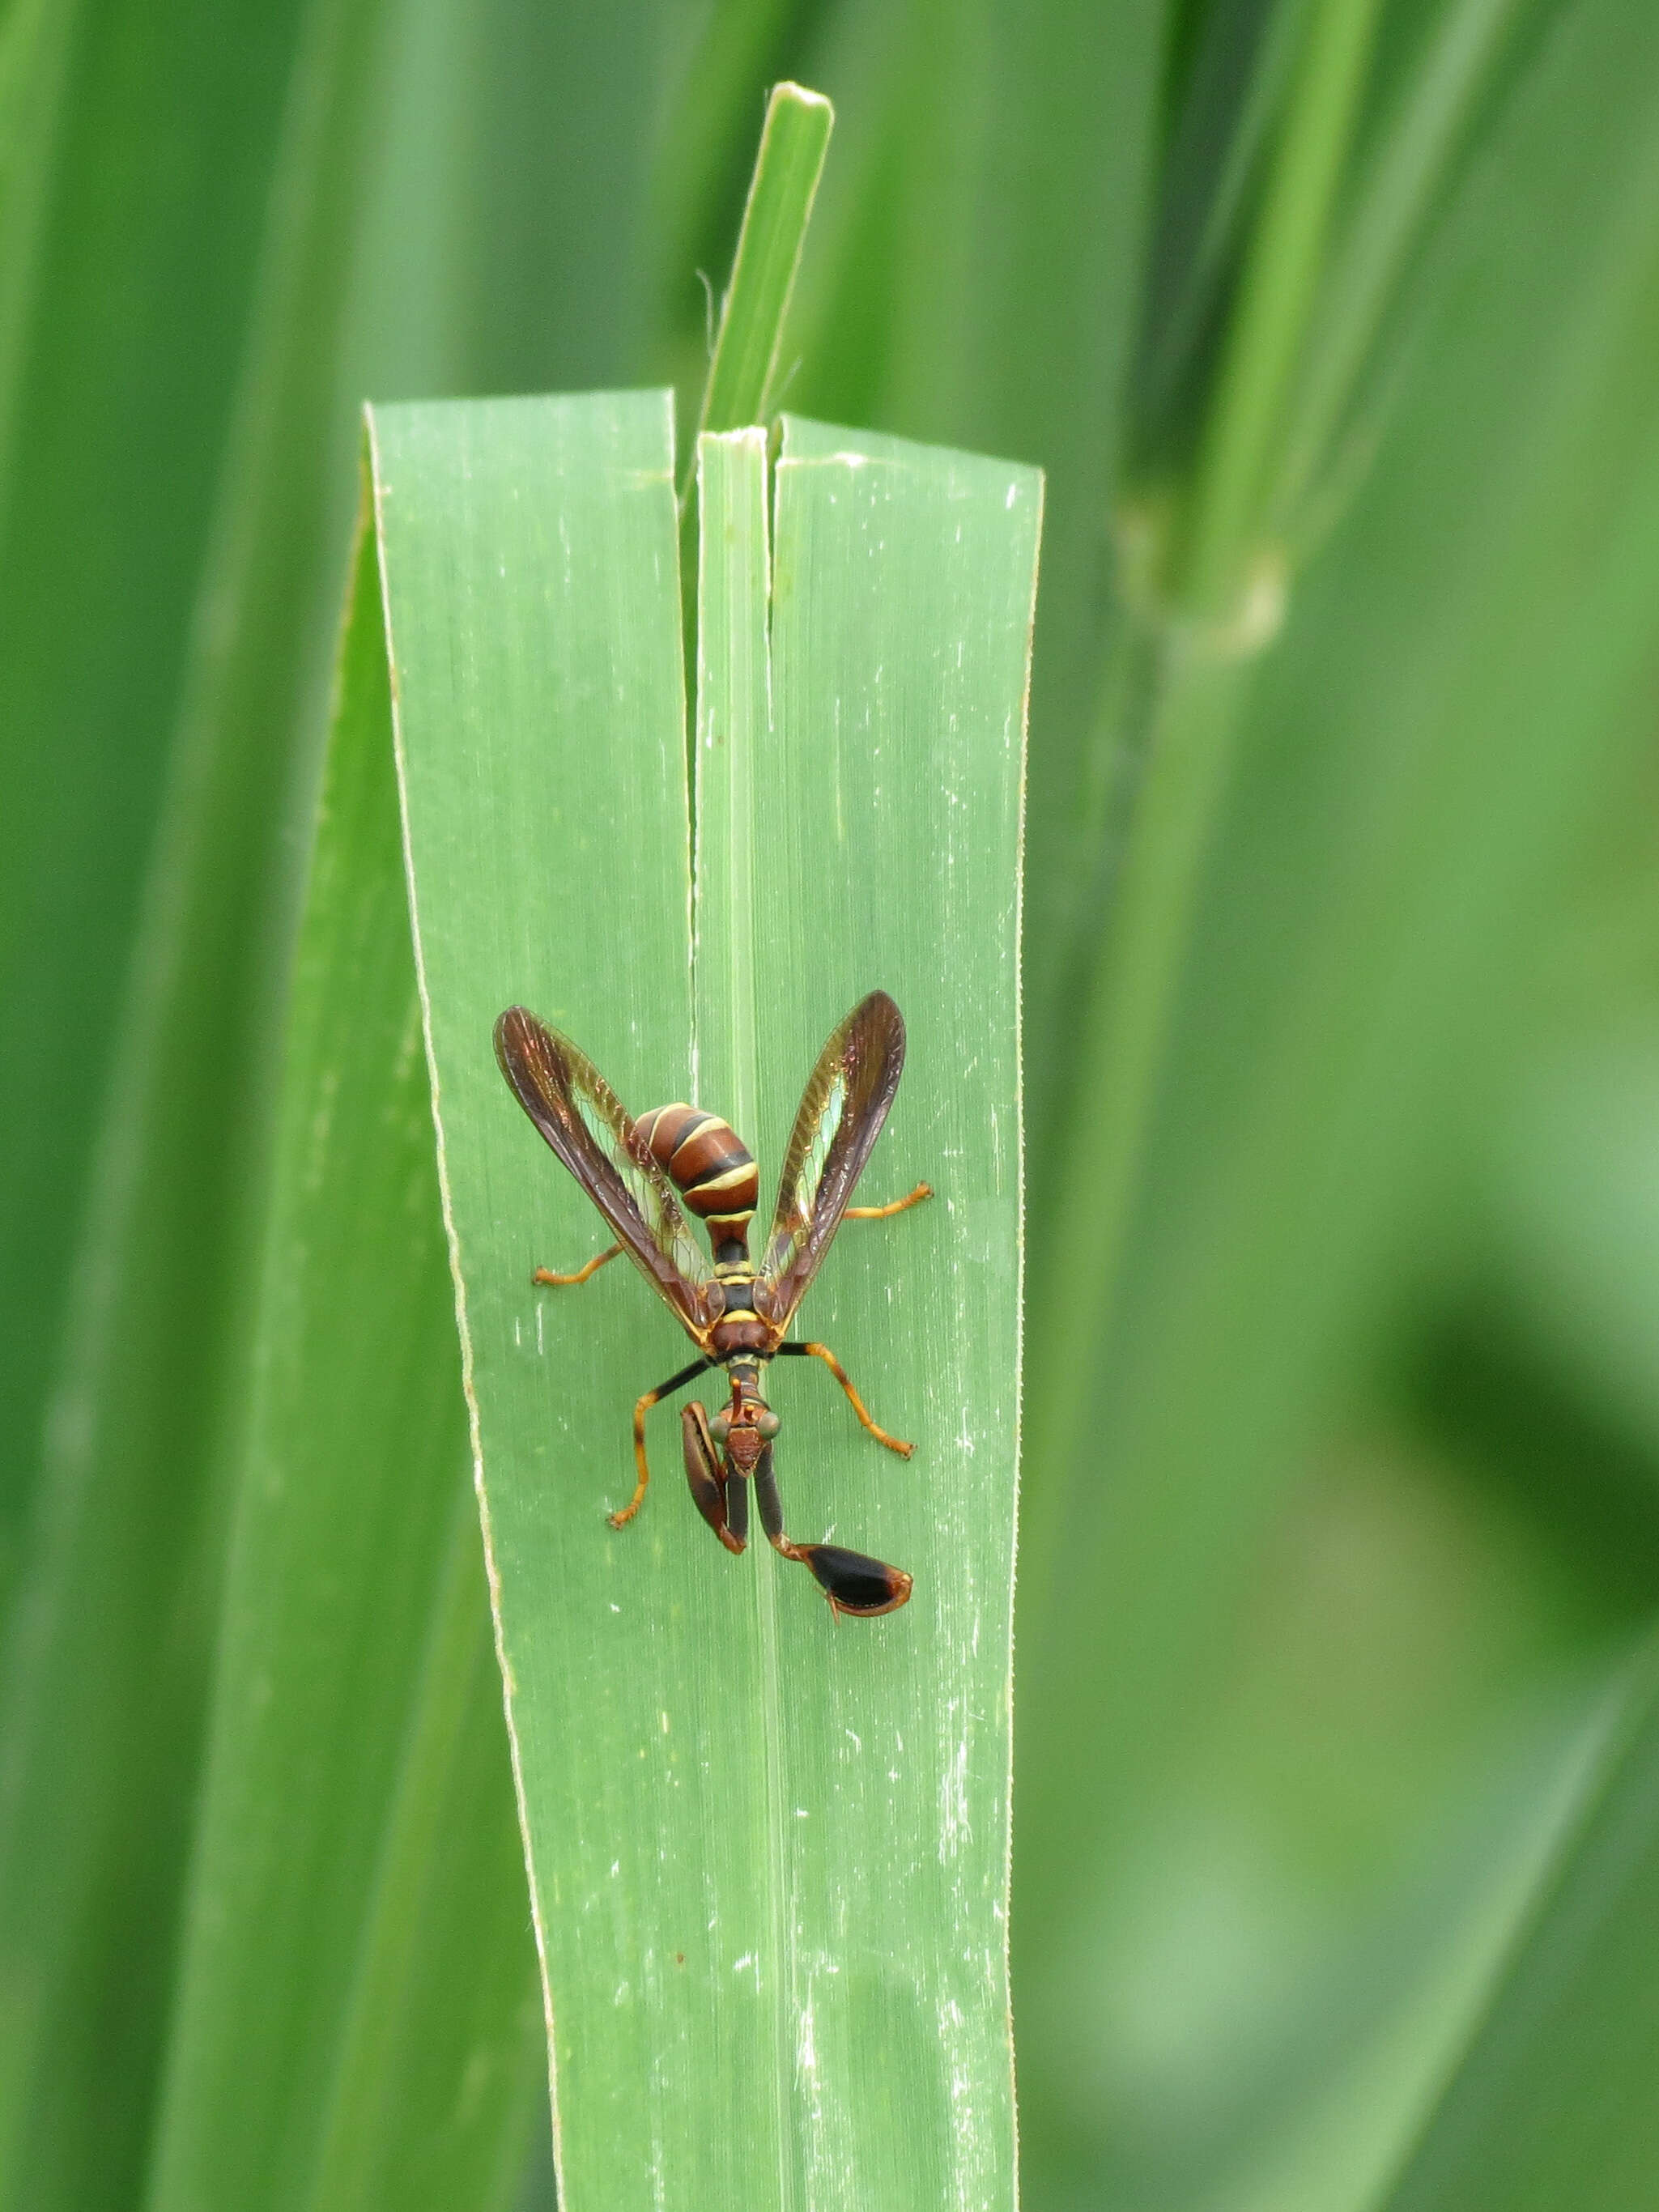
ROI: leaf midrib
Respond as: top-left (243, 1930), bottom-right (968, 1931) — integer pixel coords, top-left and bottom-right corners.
top-left (695, 426), bottom-right (797, 2211)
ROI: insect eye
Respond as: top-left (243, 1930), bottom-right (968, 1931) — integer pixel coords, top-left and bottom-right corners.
top-left (709, 1410), bottom-right (731, 1444)
top-left (755, 1409), bottom-right (781, 1439)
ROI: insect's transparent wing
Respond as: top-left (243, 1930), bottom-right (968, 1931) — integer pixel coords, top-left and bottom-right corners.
top-left (759, 992), bottom-right (907, 1325)
top-left (495, 1007), bottom-right (715, 1337)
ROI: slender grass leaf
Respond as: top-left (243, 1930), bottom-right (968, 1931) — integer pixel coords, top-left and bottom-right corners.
top-left (0, 0), bottom-right (406, 2197)
top-left (143, 503), bottom-right (542, 2212)
top-left (1278, 0), bottom-right (1525, 524)
top-left (1135, 0), bottom-right (1310, 462)
top-left (0, 0), bottom-right (323, 1534)
top-left (380, 389), bottom-right (1036, 2203)
top-left (1176, 0), bottom-right (1385, 609)
top-left (1025, 0), bottom-right (1387, 1609)
top-left (696, 82), bottom-right (832, 444)
top-left (674, 81), bottom-right (832, 727)
top-left (0, 0), bottom-right (77, 494)
top-left (1015, 0), bottom-right (1659, 2190)
top-left (1380, 1644), bottom-right (1659, 2212)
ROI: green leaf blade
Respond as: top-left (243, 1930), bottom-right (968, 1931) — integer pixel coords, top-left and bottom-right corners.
top-left (144, 500), bottom-right (541, 2212)
top-left (385, 390), bottom-right (1036, 2204)
top-left (756, 410), bottom-right (1040, 2204)
top-left (0, 0), bottom-right (428, 2198)
top-left (380, 388), bottom-right (743, 2207)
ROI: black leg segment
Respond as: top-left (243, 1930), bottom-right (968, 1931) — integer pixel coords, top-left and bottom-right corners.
top-left (754, 1445), bottom-right (786, 1542)
top-left (653, 1355), bottom-right (717, 1402)
top-left (753, 1444), bottom-right (912, 1619)
top-left (725, 1469), bottom-right (750, 1546)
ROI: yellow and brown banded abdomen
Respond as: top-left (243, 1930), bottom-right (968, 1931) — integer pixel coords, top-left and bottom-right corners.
top-left (635, 1104), bottom-right (759, 1241)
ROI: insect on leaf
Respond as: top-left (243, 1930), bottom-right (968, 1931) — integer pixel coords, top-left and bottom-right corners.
top-left (372, 393), bottom-right (1037, 2206)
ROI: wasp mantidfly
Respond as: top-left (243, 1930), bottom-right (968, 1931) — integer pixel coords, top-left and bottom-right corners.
top-left (494, 992), bottom-right (929, 1618)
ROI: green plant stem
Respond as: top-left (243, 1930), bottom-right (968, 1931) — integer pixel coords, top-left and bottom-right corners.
top-left (1179, 0), bottom-right (1385, 609)
top-left (1022, 0), bottom-right (1380, 1612)
top-left (1280, 0), bottom-right (1520, 521)
top-left (1022, 644), bottom-right (1247, 1607)
top-left (693, 81), bottom-right (832, 452)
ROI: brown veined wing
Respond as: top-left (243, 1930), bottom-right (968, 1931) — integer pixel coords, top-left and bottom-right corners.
top-left (759, 992), bottom-right (908, 1328)
top-left (494, 1007), bottom-right (717, 1342)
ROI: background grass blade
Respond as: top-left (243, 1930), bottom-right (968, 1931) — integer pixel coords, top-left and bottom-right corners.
top-left (1379, 1644), bottom-right (1659, 2212)
top-left (1013, 0), bottom-right (1659, 2196)
top-left (0, 0), bottom-right (405, 2198)
top-left (1023, 0), bottom-right (1385, 1619)
top-left (143, 504), bottom-right (542, 2212)
top-left (0, 0), bottom-right (353, 1524)
top-left (382, 390), bottom-right (1036, 2202)
top-left (1278, 0), bottom-right (1525, 523)
top-left (14, 4), bottom-right (1659, 2208)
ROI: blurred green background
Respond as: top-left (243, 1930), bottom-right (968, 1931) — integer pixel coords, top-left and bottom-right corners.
top-left (5, 0), bottom-right (1659, 2206)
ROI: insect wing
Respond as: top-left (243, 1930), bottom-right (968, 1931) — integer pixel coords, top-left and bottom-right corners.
top-left (495, 1007), bottom-right (715, 1336)
top-left (759, 991), bottom-right (907, 1324)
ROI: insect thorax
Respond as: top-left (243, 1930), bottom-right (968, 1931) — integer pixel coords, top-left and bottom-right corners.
top-left (708, 1262), bottom-right (774, 1359)
top-left (635, 1103), bottom-right (759, 1261)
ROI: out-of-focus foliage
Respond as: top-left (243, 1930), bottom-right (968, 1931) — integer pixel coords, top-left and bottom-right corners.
top-left (2, 0), bottom-right (1659, 2206)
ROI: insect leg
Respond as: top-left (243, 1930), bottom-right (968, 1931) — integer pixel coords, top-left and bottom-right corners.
top-left (610, 1355), bottom-right (713, 1529)
top-left (754, 1448), bottom-right (786, 1544)
top-left (682, 1402), bottom-right (744, 1555)
top-left (776, 1341), bottom-right (914, 1457)
top-left (754, 1447), bottom-right (912, 1619)
top-left (532, 1241), bottom-right (623, 1286)
top-left (724, 1462), bottom-right (750, 1547)
top-left (843, 1182), bottom-right (932, 1220)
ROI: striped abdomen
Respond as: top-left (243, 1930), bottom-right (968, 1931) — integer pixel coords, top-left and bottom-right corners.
top-left (635, 1103), bottom-right (759, 1253)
